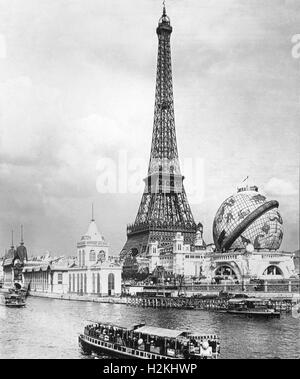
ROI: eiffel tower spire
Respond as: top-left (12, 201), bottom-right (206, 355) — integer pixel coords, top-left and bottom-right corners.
top-left (148, 1), bottom-right (180, 177)
top-left (121, 5), bottom-right (197, 259)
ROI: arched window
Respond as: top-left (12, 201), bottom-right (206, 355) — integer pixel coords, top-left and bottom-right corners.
top-left (77, 274), bottom-right (80, 293)
top-left (263, 265), bottom-right (283, 276)
top-left (69, 274), bottom-right (71, 292)
top-left (73, 274), bottom-right (75, 292)
top-left (82, 250), bottom-right (86, 267)
top-left (97, 250), bottom-right (106, 262)
top-left (108, 273), bottom-right (115, 296)
top-left (89, 250), bottom-right (96, 262)
top-left (78, 250), bottom-right (82, 267)
top-left (215, 265), bottom-right (237, 280)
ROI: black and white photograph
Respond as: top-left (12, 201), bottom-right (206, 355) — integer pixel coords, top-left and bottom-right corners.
top-left (0, 0), bottom-right (299, 362)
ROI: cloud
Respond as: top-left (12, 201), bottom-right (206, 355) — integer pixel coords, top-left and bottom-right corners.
top-left (0, 76), bottom-right (63, 167)
top-left (264, 177), bottom-right (298, 196)
top-left (0, 34), bottom-right (6, 59)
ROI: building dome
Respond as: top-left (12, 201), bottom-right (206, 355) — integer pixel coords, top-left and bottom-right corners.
top-left (213, 185), bottom-right (283, 251)
top-left (81, 220), bottom-right (106, 243)
top-left (15, 244), bottom-right (28, 262)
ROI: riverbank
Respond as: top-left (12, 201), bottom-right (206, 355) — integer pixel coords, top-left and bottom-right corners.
top-left (0, 289), bottom-right (127, 304)
top-left (1, 288), bottom-right (299, 304)
top-left (30, 291), bottom-right (127, 304)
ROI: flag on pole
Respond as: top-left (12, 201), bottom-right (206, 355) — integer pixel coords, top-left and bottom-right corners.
top-left (242, 176), bottom-right (249, 183)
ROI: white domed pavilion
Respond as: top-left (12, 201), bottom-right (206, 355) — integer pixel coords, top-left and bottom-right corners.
top-left (68, 208), bottom-right (121, 297)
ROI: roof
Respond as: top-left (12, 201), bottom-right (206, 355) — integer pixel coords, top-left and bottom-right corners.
top-left (23, 265), bottom-right (50, 272)
top-left (133, 326), bottom-right (186, 339)
top-left (228, 298), bottom-right (267, 303)
top-left (88, 321), bottom-right (143, 331)
top-left (93, 260), bottom-right (121, 269)
top-left (81, 220), bottom-right (106, 243)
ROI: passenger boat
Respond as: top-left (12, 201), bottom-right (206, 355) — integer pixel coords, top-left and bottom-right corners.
top-left (4, 293), bottom-right (26, 308)
top-left (226, 298), bottom-right (280, 318)
top-left (79, 322), bottom-right (220, 359)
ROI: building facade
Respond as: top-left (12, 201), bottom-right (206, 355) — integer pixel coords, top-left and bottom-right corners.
top-left (23, 258), bottom-right (70, 294)
top-left (4, 216), bottom-right (121, 298)
top-left (144, 184), bottom-right (296, 283)
top-left (145, 232), bottom-right (296, 282)
top-left (146, 230), bottom-right (207, 278)
top-left (201, 250), bottom-right (296, 283)
top-left (22, 218), bottom-right (122, 297)
top-left (68, 218), bottom-right (121, 296)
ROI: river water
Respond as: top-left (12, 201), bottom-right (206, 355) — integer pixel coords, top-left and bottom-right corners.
top-left (0, 296), bottom-right (299, 359)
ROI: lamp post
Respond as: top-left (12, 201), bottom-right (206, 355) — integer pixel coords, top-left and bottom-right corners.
top-left (242, 243), bottom-right (254, 292)
top-left (241, 264), bottom-right (245, 292)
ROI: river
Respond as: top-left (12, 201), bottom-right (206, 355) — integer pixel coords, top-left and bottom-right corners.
top-left (0, 296), bottom-right (299, 359)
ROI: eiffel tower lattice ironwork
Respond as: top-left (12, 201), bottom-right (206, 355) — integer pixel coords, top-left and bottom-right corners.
top-left (121, 5), bottom-right (198, 259)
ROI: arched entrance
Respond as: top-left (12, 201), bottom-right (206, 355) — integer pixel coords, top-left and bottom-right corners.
top-left (263, 265), bottom-right (283, 276)
top-left (214, 265), bottom-right (238, 283)
top-left (108, 273), bottom-right (115, 296)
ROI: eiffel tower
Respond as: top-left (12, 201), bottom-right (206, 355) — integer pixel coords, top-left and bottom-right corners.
top-left (121, 4), bottom-right (199, 259)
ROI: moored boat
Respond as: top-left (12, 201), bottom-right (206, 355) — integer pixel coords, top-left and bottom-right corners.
top-left (4, 293), bottom-right (26, 308)
top-left (3, 283), bottom-right (27, 308)
top-left (226, 298), bottom-right (280, 318)
top-left (79, 322), bottom-right (220, 359)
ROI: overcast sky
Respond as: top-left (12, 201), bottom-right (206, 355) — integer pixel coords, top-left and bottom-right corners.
top-left (0, 0), bottom-right (299, 257)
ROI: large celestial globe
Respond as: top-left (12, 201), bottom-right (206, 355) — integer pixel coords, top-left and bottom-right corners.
top-left (213, 186), bottom-right (283, 251)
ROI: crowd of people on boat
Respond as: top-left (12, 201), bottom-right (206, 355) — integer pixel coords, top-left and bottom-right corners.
top-left (84, 323), bottom-right (219, 359)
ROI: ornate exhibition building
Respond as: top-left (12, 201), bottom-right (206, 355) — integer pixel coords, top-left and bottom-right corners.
top-left (143, 183), bottom-right (296, 283)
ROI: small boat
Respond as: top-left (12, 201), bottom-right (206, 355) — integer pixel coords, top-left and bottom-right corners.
top-left (4, 293), bottom-right (26, 308)
top-left (226, 298), bottom-right (280, 318)
top-left (183, 305), bottom-right (196, 310)
top-left (3, 283), bottom-right (27, 308)
top-left (79, 322), bottom-right (220, 359)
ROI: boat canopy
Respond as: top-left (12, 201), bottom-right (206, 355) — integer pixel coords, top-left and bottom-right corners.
top-left (228, 298), bottom-right (268, 303)
top-left (133, 326), bottom-right (186, 339)
top-left (87, 321), bottom-right (145, 331)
